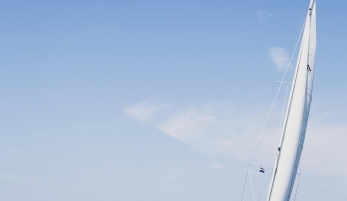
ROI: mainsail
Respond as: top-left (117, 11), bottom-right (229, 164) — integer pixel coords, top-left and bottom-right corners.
top-left (266, 0), bottom-right (317, 200)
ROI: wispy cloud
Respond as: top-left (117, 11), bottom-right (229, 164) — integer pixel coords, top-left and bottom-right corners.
top-left (256, 11), bottom-right (273, 23)
top-left (211, 163), bottom-right (227, 170)
top-left (124, 101), bottom-right (280, 162)
top-left (270, 47), bottom-right (290, 70)
top-left (155, 105), bottom-right (272, 160)
top-left (124, 100), bottom-right (347, 177)
top-left (124, 100), bottom-right (168, 122)
top-left (0, 173), bottom-right (17, 180)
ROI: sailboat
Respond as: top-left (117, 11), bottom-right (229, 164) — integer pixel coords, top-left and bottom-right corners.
top-left (267, 0), bottom-right (316, 200)
top-left (242, 0), bottom-right (317, 200)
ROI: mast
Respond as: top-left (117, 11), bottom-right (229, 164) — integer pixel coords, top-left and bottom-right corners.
top-left (266, 1), bottom-right (317, 201)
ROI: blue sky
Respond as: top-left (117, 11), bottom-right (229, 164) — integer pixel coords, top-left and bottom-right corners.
top-left (1, 0), bottom-right (347, 200)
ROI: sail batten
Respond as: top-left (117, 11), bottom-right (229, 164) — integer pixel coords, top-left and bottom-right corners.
top-left (266, 1), bottom-right (317, 200)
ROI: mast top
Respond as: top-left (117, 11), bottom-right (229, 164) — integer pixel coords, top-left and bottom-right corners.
top-left (309, 0), bottom-right (315, 16)
top-left (309, 0), bottom-right (316, 10)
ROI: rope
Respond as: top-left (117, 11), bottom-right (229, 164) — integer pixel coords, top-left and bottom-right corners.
top-left (293, 145), bottom-right (307, 201)
top-left (293, 162), bottom-right (303, 201)
top-left (257, 173), bottom-right (272, 201)
top-left (249, 169), bottom-right (256, 201)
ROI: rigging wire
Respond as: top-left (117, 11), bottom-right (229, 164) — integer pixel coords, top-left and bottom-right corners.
top-left (273, 84), bottom-right (290, 163)
top-left (293, 147), bottom-right (307, 201)
top-left (293, 166), bottom-right (302, 201)
top-left (256, 84), bottom-right (290, 201)
top-left (240, 15), bottom-right (308, 201)
top-left (257, 174), bottom-right (272, 201)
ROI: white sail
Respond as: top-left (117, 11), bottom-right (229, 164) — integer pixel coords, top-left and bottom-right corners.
top-left (266, 1), bottom-right (317, 201)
